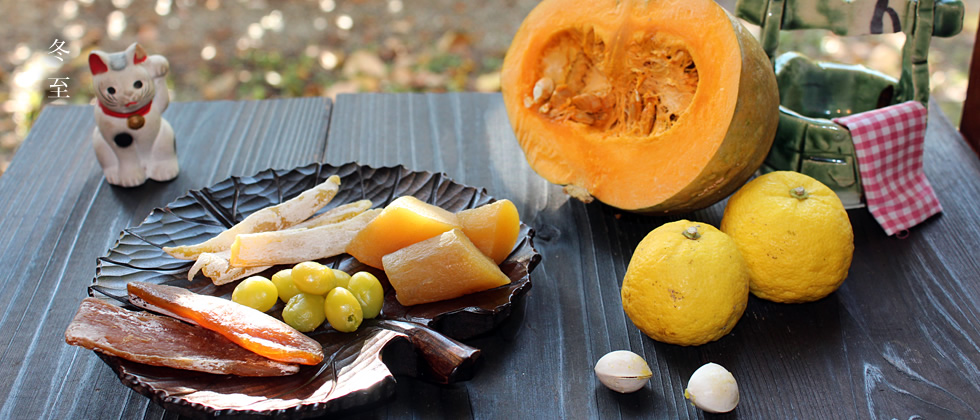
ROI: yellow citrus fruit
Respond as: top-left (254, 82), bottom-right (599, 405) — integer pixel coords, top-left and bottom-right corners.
top-left (720, 171), bottom-right (854, 303)
top-left (621, 220), bottom-right (749, 346)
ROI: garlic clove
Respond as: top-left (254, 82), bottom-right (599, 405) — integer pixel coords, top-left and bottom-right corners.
top-left (684, 362), bottom-right (739, 413)
top-left (594, 350), bottom-right (653, 393)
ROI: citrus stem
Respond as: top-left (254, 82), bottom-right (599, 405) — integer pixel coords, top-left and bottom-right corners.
top-left (682, 226), bottom-right (701, 240)
top-left (790, 186), bottom-right (809, 200)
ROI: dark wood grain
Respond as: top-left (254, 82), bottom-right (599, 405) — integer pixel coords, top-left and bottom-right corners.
top-left (325, 93), bottom-right (980, 419)
top-left (0, 98), bottom-right (331, 419)
top-left (2, 93), bottom-right (979, 419)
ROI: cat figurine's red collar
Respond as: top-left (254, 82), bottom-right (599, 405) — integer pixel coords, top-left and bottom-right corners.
top-left (98, 101), bottom-right (153, 119)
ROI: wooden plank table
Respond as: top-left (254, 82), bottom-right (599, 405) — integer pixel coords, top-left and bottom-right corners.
top-left (1, 93), bottom-right (978, 419)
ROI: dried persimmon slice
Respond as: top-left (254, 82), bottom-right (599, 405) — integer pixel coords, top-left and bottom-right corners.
top-left (127, 282), bottom-right (325, 365)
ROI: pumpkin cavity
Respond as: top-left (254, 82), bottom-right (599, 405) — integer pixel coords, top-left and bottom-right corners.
top-left (524, 27), bottom-right (699, 137)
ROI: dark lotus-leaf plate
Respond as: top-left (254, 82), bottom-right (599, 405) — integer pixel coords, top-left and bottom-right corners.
top-left (89, 162), bottom-right (541, 418)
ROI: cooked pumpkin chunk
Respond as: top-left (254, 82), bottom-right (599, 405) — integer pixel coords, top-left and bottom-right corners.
top-left (345, 196), bottom-right (461, 269)
top-left (457, 199), bottom-right (521, 264)
top-left (383, 229), bottom-right (511, 306)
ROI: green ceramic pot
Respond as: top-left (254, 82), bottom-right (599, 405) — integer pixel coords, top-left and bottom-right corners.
top-left (761, 52), bottom-right (900, 208)
top-left (735, 0), bottom-right (964, 208)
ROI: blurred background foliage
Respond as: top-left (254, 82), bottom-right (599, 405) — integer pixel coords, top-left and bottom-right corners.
top-left (0, 0), bottom-right (976, 176)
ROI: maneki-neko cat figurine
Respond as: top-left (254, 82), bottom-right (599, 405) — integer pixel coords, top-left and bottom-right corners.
top-left (89, 43), bottom-right (178, 187)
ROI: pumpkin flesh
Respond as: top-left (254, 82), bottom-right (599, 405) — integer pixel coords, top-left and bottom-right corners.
top-left (345, 196), bottom-right (460, 269)
top-left (501, 0), bottom-right (778, 213)
top-left (383, 229), bottom-right (512, 306)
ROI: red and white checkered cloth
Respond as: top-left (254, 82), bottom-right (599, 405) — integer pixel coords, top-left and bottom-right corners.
top-left (833, 101), bottom-right (942, 236)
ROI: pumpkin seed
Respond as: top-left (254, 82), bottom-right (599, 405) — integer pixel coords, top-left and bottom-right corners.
top-left (533, 77), bottom-right (555, 103)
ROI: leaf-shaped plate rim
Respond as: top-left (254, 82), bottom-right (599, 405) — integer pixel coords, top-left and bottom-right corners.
top-left (86, 162), bottom-right (541, 417)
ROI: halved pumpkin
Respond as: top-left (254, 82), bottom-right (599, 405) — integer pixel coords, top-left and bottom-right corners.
top-left (501, 0), bottom-right (779, 213)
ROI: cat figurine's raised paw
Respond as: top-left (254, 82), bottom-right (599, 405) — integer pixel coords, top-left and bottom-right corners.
top-left (89, 43), bottom-right (178, 187)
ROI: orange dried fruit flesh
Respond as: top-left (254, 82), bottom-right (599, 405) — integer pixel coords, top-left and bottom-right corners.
top-left (500, 0), bottom-right (778, 213)
top-left (383, 229), bottom-right (511, 306)
top-left (65, 298), bottom-right (299, 376)
top-left (457, 199), bottom-right (521, 264)
top-left (127, 282), bottom-right (324, 365)
top-left (345, 196), bottom-right (461, 269)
